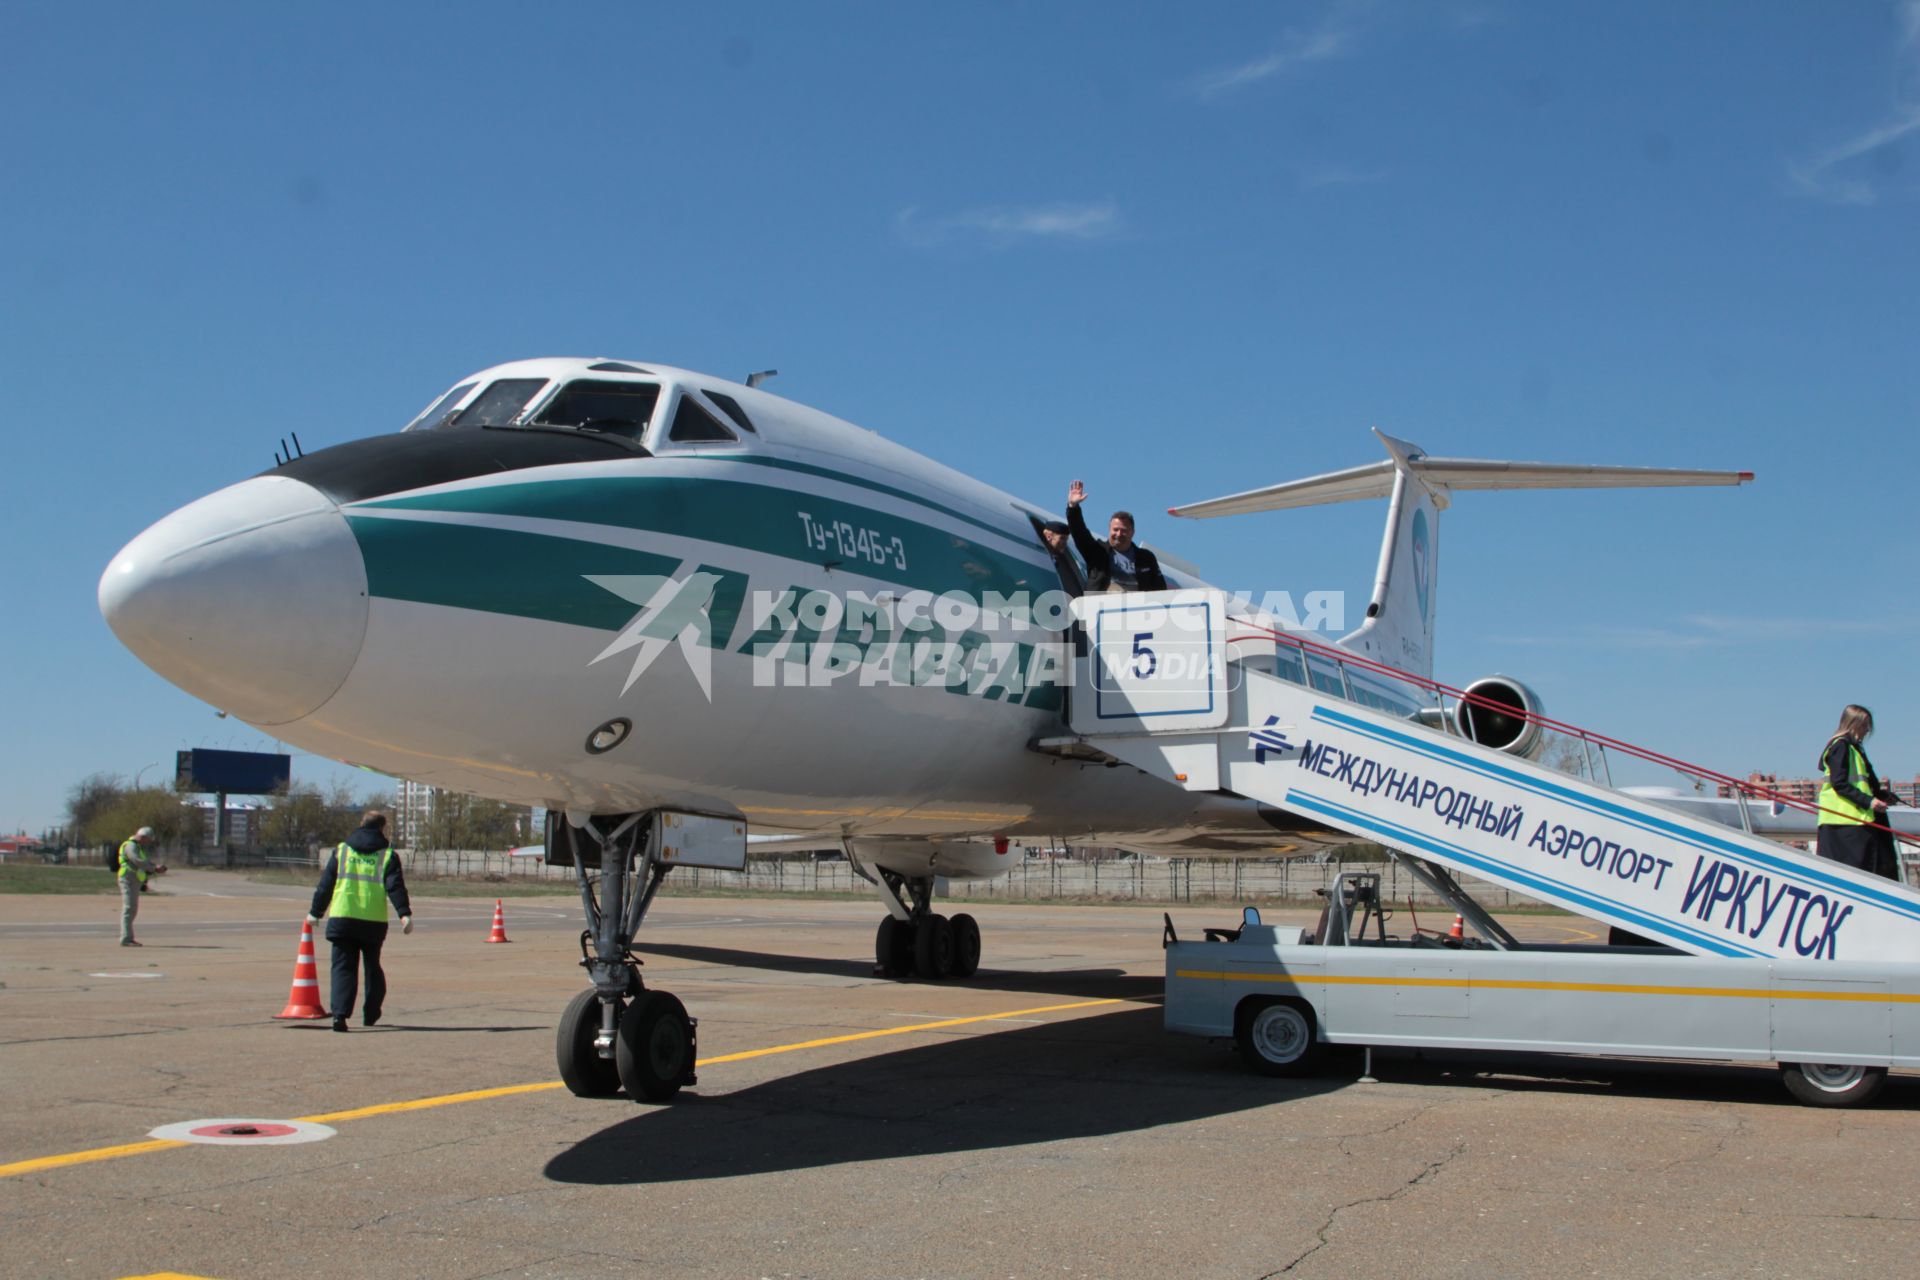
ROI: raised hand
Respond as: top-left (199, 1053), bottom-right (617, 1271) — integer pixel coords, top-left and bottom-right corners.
top-left (1068, 480), bottom-right (1087, 507)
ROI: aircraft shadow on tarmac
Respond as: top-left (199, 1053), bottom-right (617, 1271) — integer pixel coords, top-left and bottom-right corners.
top-left (544, 1013), bottom-right (1920, 1186)
top-left (544, 1004), bottom-right (1324, 1186)
top-left (635, 940), bottom-right (1158, 1002)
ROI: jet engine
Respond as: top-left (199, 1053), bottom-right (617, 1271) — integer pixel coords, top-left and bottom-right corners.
top-left (1448, 675), bottom-right (1545, 760)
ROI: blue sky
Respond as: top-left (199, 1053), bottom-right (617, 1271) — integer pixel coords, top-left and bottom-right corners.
top-left (3, 1), bottom-right (1917, 834)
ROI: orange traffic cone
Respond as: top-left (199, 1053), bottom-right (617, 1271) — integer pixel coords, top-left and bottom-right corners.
top-left (1448, 914), bottom-right (1465, 940)
top-left (486, 899), bottom-right (510, 943)
top-left (274, 920), bottom-right (329, 1020)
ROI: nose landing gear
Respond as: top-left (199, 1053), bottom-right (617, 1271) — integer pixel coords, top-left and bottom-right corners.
top-left (553, 813), bottom-right (697, 1102)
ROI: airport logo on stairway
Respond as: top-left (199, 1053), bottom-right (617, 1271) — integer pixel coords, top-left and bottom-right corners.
top-left (1249, 716), bottom-right (1294, 764)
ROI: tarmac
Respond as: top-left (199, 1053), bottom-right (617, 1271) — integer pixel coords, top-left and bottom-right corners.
top-left (3, 867), bottom-right (1918, 1279)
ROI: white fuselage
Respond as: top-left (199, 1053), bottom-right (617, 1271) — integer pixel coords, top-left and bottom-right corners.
top-left (101, 359), bottom-right (1347, 870)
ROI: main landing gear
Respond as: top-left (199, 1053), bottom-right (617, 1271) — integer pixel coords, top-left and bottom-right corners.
top-left (552, 813), bottom-right (697, 1102)
top-left (869, 868), bottom-right (982, 981)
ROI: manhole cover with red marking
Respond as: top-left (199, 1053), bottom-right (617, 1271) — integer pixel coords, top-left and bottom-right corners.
top-left (150, 1118), bottom-right (335, 1146)
top-left (190, 1122), bottom-right (298, 1139)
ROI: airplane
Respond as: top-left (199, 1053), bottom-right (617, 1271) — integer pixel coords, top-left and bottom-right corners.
top-left (100, 355), bottom-right (1791, 1100)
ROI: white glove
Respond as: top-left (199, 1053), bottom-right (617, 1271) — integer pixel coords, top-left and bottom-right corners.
top-left (305, 914), bottom-right (318, 926)
top-left (401, 917), bottom-right (414, 935)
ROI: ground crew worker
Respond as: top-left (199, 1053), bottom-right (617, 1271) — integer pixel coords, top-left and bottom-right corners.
top-left (116, 826), bottom-right (165, 946)
top-left (307, 811), bottom-right (412, 1032)
top-left (1814, 704), bottom-right (1900, 879)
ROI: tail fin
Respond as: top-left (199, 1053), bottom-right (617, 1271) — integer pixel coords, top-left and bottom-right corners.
top-left (1167, 430), bottom-right (1752, 683)
top-left (1341, 435), bottom-right (1440, 678)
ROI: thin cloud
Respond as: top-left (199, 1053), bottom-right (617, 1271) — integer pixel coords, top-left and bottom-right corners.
top-left (1193, 22), bottom-right (1352, 98)
top-left (1790, 1), bottom-right (1920, 205)
top-left (895, 202), bottom-right (1124, 248)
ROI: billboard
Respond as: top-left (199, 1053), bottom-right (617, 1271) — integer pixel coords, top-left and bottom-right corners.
top-left (175, 749), bottom-right (292, 795)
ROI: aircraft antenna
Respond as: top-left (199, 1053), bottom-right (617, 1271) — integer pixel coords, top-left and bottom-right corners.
top-left (746, 369), bottom-right (778, 389)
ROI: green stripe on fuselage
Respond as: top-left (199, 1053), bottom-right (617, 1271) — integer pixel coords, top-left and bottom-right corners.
top-left (348, 516), bottom-right (682, 630)
top-left (356, 472), bottom-right (1051, 600)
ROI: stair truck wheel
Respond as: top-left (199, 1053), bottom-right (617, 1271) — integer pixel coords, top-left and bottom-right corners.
top-left (914, 913), bottom-right (956, 978)
top-left (949, 913), bottom-right (982, 977)
top-left (556, 988), bottom-right (623, 1098)
top-left (1236, 998), bottom-right (1323, 1078)
top-left (1780, 1062), bottom-right (1888, 1108)
top-left (616, 990), bottom-right (697, 1102)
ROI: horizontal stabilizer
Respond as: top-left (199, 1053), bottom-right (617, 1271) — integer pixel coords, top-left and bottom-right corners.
top-left (1171, 431), bottom-right (1752, 518)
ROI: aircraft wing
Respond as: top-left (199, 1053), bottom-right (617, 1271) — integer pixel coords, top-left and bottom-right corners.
top-left (1619, 788), bottom-right (1920, 846)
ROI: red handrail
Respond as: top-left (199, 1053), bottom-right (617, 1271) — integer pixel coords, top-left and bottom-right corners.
top-left (1225, 621), bottom-right (1916, 847)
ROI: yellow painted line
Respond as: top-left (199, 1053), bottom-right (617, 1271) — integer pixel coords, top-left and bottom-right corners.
top-left (0, 996), bottom-right (1130, 1180)
top-left (1175, 969), bottom-right (1920, 1003)
top-left (0, 1139), bottom-right (188, 1180)
top-left (118, 1273), bottom-right (224, 1279)
top-left (696, 997), bottom-right (1124, 1065)
top-left (297, 1081), bottom-right (564, 1125)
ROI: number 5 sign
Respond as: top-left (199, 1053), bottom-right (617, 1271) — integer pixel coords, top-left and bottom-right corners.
top-left (1072, 590), bottom-right (1229, 731)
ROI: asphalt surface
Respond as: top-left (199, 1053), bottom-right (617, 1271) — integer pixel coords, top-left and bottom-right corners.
top-left (3, 868), bottom-right (1917, 1279)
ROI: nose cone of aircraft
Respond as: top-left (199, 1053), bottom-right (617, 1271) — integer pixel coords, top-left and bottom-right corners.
top-left (99, 475), bottom-right (369, 726)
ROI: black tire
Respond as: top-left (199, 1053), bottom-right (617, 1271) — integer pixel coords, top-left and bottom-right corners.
top-left (1235, 998), bottom-right (1322, 1077)
top-left (949, 913), bottom-right (982, 978)
top-left (914, 914), bottom-right (955, 978)
top-left (876, 915), bottom-right (912, 977)
top-left (616, 990), bottom-right (697, 1102)
top-left (1780, 1061), bottom-right (1888, 1108)
top-left (556, 988), bottom-right (622, 1098)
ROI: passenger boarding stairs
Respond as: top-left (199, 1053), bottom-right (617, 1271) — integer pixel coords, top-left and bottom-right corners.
top-left (1064, 590), bottom-right (1920, 966)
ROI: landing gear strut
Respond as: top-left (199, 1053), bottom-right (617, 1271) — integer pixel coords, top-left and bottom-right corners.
top-left (554, 813), bottom-right (697, 1102)
top-left (866, 865), bottom-right (981, 981)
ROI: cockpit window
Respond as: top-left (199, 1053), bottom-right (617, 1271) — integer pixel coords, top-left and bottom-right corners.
top-left (533, 380), bottom-right (661, 441)
top-left (405, 381), bottom-right (478, 432)
top-left (703, 390), bottom-right (757, 434)
top-left (450, 378), bottom-right (548, 428)
top-left (667, 396), bottom-right (737, 444)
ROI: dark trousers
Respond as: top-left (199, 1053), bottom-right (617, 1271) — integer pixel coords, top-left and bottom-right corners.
top-left (330, 934), bottom-right (387, 1022)
top-left (1816, 824), bottom-right (1896, 879)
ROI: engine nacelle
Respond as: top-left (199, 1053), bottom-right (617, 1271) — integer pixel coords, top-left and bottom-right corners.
top-left (1451, 675), bottom-right (1545, 760)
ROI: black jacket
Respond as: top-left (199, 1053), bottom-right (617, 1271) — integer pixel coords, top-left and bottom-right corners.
top-left (310, 826), bottom-right (412, 942)
top-left (1067, 503), bottom-right (1167, 593)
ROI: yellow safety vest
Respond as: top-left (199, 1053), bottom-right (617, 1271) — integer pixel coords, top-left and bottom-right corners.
top-left (118, 839), bottom-right (147, 884)
top-left (328, 844), bottom-right (393, 922)
top-left (1816, 736), bottom-right (1876, 827)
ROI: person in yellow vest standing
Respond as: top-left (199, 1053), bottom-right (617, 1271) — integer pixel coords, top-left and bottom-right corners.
top-left (1815, 705), bottom-right (1900, 879)
top-left (117, 826), bottom-right (166, 946)
top-left (307, 811), bottom-right (412, 1032)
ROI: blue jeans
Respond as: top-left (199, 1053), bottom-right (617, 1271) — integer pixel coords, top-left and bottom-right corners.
top-left (329, 934), bottom-right (387, 1022)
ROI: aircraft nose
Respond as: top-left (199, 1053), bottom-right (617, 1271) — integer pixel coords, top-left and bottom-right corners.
top-left (99, 475), bottom-right (369, 726)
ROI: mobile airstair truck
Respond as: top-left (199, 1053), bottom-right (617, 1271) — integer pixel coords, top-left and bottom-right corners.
top-left (1058, 588), bottom-right (1920, 1107)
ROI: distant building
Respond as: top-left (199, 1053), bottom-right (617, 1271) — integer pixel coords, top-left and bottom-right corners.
top-left (0, 833), bottom-right (44, 858)
top-left (183, 798), bottom-right (263, 847)
top-left (393, 779), bottom-right (435, 849)
top-left (1719, 772), bottom-right (1920, 806)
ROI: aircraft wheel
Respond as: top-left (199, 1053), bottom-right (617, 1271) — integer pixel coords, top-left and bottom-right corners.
top-left (1780, 1062), bottom-right (1888, 1108)
top-left (616, 990), bottom-right (696, 1102)
top-left (876, 915), bottom-right (913, 977)
top-left (914, 913), bottom-right (955, 978)
top-left (556, 988), bottom-right (622, 1098)
top-left (1236, 998), bottom-right (1322, 1077)
top-left (949, 913), bottom-right (982, 977)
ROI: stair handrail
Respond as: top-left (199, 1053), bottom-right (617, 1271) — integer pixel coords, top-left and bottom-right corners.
top-left (1225, 619), bottom-right (1916, 847)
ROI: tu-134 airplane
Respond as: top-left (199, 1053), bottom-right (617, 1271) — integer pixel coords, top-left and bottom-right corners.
top-left (100, 356), bottom-right (1762, 1099)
